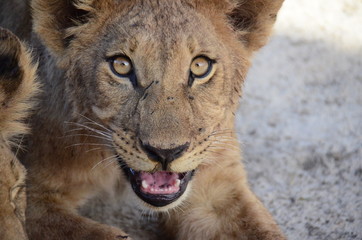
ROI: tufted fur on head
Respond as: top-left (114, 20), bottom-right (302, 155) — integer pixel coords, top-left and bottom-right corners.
top-left (32, 0), bottom-right (283, 57)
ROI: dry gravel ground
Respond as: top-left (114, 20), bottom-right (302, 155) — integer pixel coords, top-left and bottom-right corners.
top-left (82, 0), bottom-right (362, 239)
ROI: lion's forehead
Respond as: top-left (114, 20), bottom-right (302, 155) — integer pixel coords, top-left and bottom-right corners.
top-left (97, 1), bottom-right (220, 54)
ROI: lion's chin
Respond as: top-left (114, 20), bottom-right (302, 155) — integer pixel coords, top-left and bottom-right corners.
top-left (119, 160), bottom-right (195, 207)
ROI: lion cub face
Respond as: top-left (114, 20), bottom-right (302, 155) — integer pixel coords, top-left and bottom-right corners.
top-left (65, 2), bottom-right (246, 208)
top-left (33, 0), bottom-right (281, 208)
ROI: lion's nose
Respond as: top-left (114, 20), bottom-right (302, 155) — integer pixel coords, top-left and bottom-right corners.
top-left (140, 142), bottom-right (189, 170)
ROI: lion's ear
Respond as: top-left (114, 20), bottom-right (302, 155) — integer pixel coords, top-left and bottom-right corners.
top-left (194, 0), bottom-right (284, 51)
top-left (226, 0), bottom-right (284, 51)
top-left (31, 0), bottom-right (100, 56)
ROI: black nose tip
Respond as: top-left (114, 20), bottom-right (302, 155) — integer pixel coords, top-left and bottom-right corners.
top-left (140, 142), bottom-right (189, 170)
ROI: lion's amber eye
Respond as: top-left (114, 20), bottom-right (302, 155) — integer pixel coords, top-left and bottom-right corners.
top-left (188, 56), bottom-right (215, 86)
top-left (111, 56), bottom-right (133, 76)
top-left (190, 56), bottom-right (212, 78)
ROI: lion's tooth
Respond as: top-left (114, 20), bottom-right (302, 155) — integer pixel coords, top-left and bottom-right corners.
top-left (175, 179), bottom-right (181, 188)
top-left (142, 180), bottom-right (148, 189)
top-left (151, 188), bottom-right (155, 192)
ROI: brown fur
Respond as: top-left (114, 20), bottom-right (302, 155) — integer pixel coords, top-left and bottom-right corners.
top-left (0, 0), bottom-right (285, 239)
top-left (0, 28), bottom-right (38, 240)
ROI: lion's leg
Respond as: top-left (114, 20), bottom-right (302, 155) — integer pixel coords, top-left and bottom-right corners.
top-left (0, 27), bottom-right (33, 240)
top-left (26, 200), bottom-right (130, 240)
top-left (25, 162), bottom-right (130, 240)
top-left (165, 153), bottom-right (285, 240)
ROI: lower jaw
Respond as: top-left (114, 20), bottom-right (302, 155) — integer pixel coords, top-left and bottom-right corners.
top-left (132, 184), bottom-right (186, 207)
top-left (118, 160), bottom-right (194, 207)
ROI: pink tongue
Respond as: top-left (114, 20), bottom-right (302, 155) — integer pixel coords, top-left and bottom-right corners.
top-left (140, 171), bottom-right (180, 195)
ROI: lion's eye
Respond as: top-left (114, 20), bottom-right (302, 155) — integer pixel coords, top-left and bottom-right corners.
top-left (189, 56), bottom-right (215, 86)
top-left (110, 56), bottom-right (133, 76)
top-left (108, 55), bottom-right (137, 87)
top-left (190, 56), bottom-right (212, 77)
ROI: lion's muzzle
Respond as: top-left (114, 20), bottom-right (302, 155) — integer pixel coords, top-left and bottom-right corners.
top-left (140, 142), bottom-right (190, 170)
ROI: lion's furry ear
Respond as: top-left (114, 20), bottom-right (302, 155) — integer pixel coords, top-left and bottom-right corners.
top-left (227, 0), bottom-right (284, 51)
top-left (31, 0), bottom-right (103, 56)
top-left (196, 0), bottom-right (284, 51)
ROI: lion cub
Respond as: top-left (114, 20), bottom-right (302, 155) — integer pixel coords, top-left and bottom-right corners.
top-left (0, 28), bottom-right (37, 240)
top-left (1, 0), bottom-right (286, 239)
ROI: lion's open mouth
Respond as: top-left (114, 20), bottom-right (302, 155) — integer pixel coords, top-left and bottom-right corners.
top-left (118, 158), bottom-right (194, 207)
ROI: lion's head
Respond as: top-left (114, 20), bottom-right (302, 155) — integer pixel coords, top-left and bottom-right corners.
top-left (32, 0), bottom-right (282, 209)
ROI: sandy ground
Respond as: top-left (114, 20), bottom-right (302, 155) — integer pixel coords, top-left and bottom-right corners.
top-left (82, 0), bottom-right (362, 239)
top-left (238, 0), bottom-right (362, 239)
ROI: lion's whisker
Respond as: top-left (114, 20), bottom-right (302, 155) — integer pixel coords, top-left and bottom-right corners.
top-left (65, 143), bottom-right (113, 149)
top-left (102, 159), bottom-right (118, 170)
top-left (63, 128), bottom-right (84, 133)
top-left (207, 138), bottom-right (241, 146)
top-left (11, 134), bottom-right (26, 160)
top-left (76, 113), bottom-right (113, 133)
top-left (207, 145), bottom-right (240, 153)
top-left (208, 137), bottom-right (236, 143)
top-left (209, 136), bottom-right (243, 145)
top-left (201, 157), bottom-right (224, 169)
top-left (206, 145), bottom-right (240, 152)
top-left (208, 135), bottom-right (239, 141)
top-left (62, 133), bottom-right (112, 142)
top-left (207, 141), bottom-right (241, 149)
top-left (65, 121), bottom-right (112, 138)
top-left (204, 149), bottom-right (229, 157)
top-left (83, 121), bottom-right (113, 133)
top-left (91, 154), bottom-right (117, 171)
top-left (85, 147), bottom-right (103, 153)
top-left (209, 133), bottom-right (237, 139)
top-left (209, 128), bottom-right (234, 135)
top-left (207, 141), bottom-right (240, 149)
